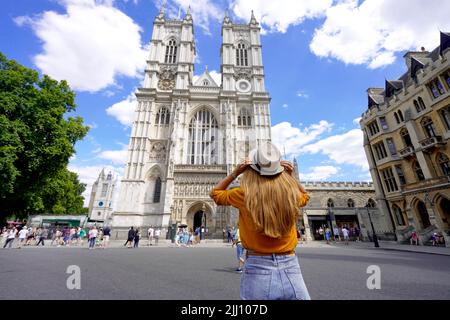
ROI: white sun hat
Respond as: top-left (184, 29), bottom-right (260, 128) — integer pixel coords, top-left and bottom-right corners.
top-left (248, 141), bottom-right (284, 176)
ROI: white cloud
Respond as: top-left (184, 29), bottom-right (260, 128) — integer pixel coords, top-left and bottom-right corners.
top-left (97, 145), bottom-right (128, 165)
top-left (163, 0), bottom-right (222, 35)
top-left (353, 117), bottom-right (362, 126)
top-left (282, 104), bottom-right (288, 109)
top-left (310, 0), bottom-right (450, 69)
top-left (106, 94), bottom-right (136, 126)
top-left (15, 0), bottom-right (147, 92)
top-left (231, 0), bottom-right (333, 33)
top-left (299, 166), bottom-right (340, 181)
top-left (302, 129), bottom-right (368, 170)
top-left (272, 120), bottom-right (333, 157)
top-left (297, 91), bottom-right (309, 99)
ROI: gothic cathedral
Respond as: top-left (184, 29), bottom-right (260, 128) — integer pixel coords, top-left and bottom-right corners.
top-left (110, 8), bottom-right (272, 238)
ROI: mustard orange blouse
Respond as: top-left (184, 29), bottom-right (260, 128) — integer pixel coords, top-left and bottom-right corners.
top-left (210, 187), bottom-right (310, 254)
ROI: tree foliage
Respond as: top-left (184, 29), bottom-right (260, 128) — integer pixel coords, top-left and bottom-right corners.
top-left (0, 52), bottom-right (89, 221)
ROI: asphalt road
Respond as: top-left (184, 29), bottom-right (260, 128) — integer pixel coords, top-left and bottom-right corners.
top-left (1, 245), bottom-right (449, 300)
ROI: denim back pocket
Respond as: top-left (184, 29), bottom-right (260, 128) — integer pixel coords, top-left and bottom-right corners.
top-left (240, 267), bottom-right (272, 300)
top-left (284, 268), bottom-right (311, 300)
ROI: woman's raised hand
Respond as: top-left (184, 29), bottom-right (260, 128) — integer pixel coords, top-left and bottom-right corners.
top-left (233, 158), bottom-right (252, 177)
top-left (280, 160), bottom-right (294, 175)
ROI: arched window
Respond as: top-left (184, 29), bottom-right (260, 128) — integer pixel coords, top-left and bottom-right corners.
top-left (347, 199), bottom-right (355, 208)
top-left (398, 110), bottom-right (404, 122)
top-left (414, 100), bottom-right (421, 113)
top-left (155, 107), bottom-right (170, 126)
top-left (418, 97), bottom-right (426, 110)
top-left (202, 80), bottom-right (209, 86)
top-left (238, 108), bottom-right (252, 127)
top-left (440, 106), bottom-right (450, 130)
top-left (367, 199), bottom-right (376, 208)
top-left (153, 177), bottom-right (162, 203)
top-left (400, 128), bottom-right (413, 147)
top-left (421, 117), bottom-right (437, 138)
top-left (236, 43), bottom-right (248, 67)
top-left (437, 153), bottom-right (450, 176)
top-left (392, 205), bottom-right (405, 226)
top-left (188, 108), bottom-right (219, 165)
top-left (413, 161), bottom-right (425, 181)
top-left (394, 112), bottom-right (400, 124)
top-left (164, 39), bottom-right (178, 64)
top-left (327, 199), bottom-right (334, 208)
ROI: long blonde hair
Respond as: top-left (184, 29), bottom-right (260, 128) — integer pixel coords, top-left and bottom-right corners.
top-left (240, 169), bottom-right (302, 238)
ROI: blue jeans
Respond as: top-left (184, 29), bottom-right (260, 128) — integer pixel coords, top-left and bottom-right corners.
top-left (240, 254), bottom-right (310, 300)
top-left (89, 237), bottom-right (96, 248)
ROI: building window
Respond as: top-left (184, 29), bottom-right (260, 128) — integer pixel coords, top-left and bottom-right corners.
top-left (428, 78), bottom-right (446, 99)
top-left (413, 161), bottom-right (425, 181)
top-left (155, 107), bottom-right (170, 126)
top-left (164, 39), bottom-right (177, 64)
top-left (101, 183), bottom-right (108, 197)
top-left (400, 128), bottom-right (413, 147)
top-left (327, 199), bottom-right (334, 208)
top-left (398, 110), bottom-right (404, 122)
top-left (153, 177), bottom-right (162, 203)
top-left (437, 153), bottom-right (450, 176)
top-left (386, 138), bottom-right (397, 156)
top-left (368, 120), bottom-right (380, 136)
top-left (367, 199), bottom-right (377, 208)
top-left (415, 97), bottom-right (426, 113)
top-left (443, 70), bottom-right (450, 89)
top-left (188, 108), bottom-right (219, 165)
top-left (347, 199), bottom-right (355, 208)
top-left (440, 105), bottom-right (450, 130)
top-left (379, 117), bottom-right (388, 130)
top-left (202, 80), bottom-right (209, 86)
top-left (381, 167), bottom-right (399, 193)
top-left (421, 117), bottom-right (438, 138)
top-left (237, 108), bottom-right (252, 127)
top-left (98, 212), bottom-right (101, 216)
top-left (373, 141), bottom-right (388, 160)
top-left (392, 205), bottom-right (406, 226)
top-left (395, 165), bottom-right (407, 186)
top-left (236, 43), bottom-right (248, 67)
top-left (394, 112), bottom-right (400, 124)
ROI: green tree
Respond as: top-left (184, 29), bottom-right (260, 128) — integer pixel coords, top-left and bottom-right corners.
top-left (0, 52), bottom-right (89, 222)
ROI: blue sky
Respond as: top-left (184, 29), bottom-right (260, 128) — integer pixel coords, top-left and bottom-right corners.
top-left (2, 0), bottom-right (449, 204)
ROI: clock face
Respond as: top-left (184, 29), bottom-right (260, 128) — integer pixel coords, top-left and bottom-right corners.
top-left (236, 79), bottom-right (251, 93)
top-left (98, 201), bottom-right (104, 207)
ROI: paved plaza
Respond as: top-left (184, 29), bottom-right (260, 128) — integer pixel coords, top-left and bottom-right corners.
top-left (1, 242), bottom-right (450, 300)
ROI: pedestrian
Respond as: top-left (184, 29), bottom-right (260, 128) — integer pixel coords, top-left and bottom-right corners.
top-left (3, 227), bottom-right (17, 248)
top-left (124, 227), bottom-right (135, 248)
top-left (26, 227), bottom-right (35, 246)
top-left (54, 229), bottom-right (62, 246)
top-left (69, 227), bottom-right (76, 245)
top-left (134, 228), bottom-right (140, 248)
top-left (318, 227), bottom-right (324, 241)
top-left (232, 226), bottom-right (245, 273)
top-left (88, 226), bottom-right (98, 249)
top-left (154, 228), bottom-right (161, 245)
top-left (36, 228), bottom-right (46, 246)
top-left (325, 227), bottom-right (331, 245)
top-left (78, 227), bottom-right (86, 246)
top-left (71, 227), bottom-right (79, 245)
top-left (1, 227), bottom-right (8, 247)
top-left (147, 226), bottom-right (154, 246)
top-left (18, 226), bottom-right (29, 249)
top-left (63, 227), bottom-right (70, 246)
top-left (410, 230), bottom-right (419, 245)
top-left (300, 226), bottom-right (306, 244)
top-left (333, 226), bottom-right (340, 242)
top-left (103, 226), bottom-right (111, 248)
top-left (342, 226), bottom-right (350, 245)
top-left (194, 226), bottom-right (201, 244)
top-left (210, 143), bottom-right (311, 300)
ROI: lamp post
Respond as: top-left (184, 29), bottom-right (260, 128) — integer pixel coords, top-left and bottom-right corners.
top-left (366, 203), bottom-right (380, 248)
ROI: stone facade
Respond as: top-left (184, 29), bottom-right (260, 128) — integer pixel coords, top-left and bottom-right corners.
top-left (298, 181), bottom-right (395, 241)
top-left (110, 9), bottom-right (272, 238)
top-left (360, 32), bottom-right (450, 246)
top-left (88, 169), bottom-right (117, 223)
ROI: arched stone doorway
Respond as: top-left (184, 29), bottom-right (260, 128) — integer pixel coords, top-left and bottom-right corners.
top-left (437, 196), bottom-right (450, 229)
top-left (186, 202), bottom-right (214, 233)
top-left (415, 200), bottom-right (431, 229)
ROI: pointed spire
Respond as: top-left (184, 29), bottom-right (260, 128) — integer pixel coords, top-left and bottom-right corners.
top-left (205, 64), bottom-right (208, 72)
top-left (156, 0), bottom-right (166, 21)
top-left (249, 9), bottom-right (258, 25)
top-left (183, 5), bottom-right (192, 23)
top-left (223, 8), bottom-right (231, 25)
top-left (99, 168), bottom-right (105, 179)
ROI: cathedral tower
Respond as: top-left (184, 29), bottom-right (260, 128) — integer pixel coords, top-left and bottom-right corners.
top-left (111, 8), bottom-right (272, 238)
top-left (88, 169), bottom-right (117, 223)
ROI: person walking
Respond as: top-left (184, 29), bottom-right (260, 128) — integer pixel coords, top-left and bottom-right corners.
top-left (17, 226), bottom-right (28, 249)
top-left (325, 227), bottom-right (332, 245)
top-left (1, 227), bottom-right (8, 247)
top-left (333, 226), bottom-right (340, 242)
top-left (342, 226), bottom-right (350, 245)
top-left (134, 228), bottom-right (140, 248)
top-left (3, 227), bottom-right (17, 248)
top-left (154, 228), bottom-right (161, 245)
top-left (36, 228), bottom-right (47, 246)
top-left (125, 227), bottom-right (135, 248)
top-left (78, 227), bottom-right (86, 246)
top-left (147, 226), bottom-right (154, 246)
top-left (210, 143), bottom-right (311, 300)
top-left (103, 226), bottom-right (111, 248)
top-left (88, 226), bottom-right (98, 249)
top-left (232, 226), bottom-right (245, 273)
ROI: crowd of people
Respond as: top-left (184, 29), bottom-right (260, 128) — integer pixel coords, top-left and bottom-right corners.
top-left (312, 225), bottom-right (361, 244)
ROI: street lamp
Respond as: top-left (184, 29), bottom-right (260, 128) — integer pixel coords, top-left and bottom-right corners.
top-left (366, 203), bottom-right (380, 248)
